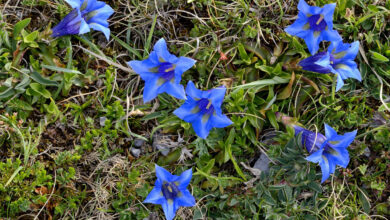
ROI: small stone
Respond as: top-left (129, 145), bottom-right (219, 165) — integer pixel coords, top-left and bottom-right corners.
top-left (253, 153), bottom-right (271, 173)
top-left (130, 148), bottom-right (141, 158)
top-left (134, 139), bottom-right (145, 148)
top-left (99, 117), bottom-right (107, 127)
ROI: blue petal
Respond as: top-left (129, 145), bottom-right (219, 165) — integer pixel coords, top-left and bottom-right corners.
top-left (162, 199), bottom-right (178, 220)
top-left (176, 168), bottom-right (193, 189)
top-left (88, 22), bottom-right (111, 40)
top-left (305, 148), bottom-right (324, 163)
top-left (85, 4), bottom-right (114, 24)
top-left (335, 73), bottom-right (345, 91)
top-left (297, 0), bottom-right (311, 14)
top-left (322, 3), bottom-right (336, 29)
top-left (334, 60), bottom-right (362, 81)
top-left (330, 130), bottom-right (357, 149)
top-left (128, 58), bottom-right (160, 78)
top-left (79, 19), bottom-right (90, 34)
top-left (159, 80), bottom-right (186, 100)
top-left (322, 30), bottom-right (342, 42)
top-left (210, 113), bottom-right (233, 128)
top-left (324, 123), bottom-right (338, 139)
top-left (155, 164), bottom-right (176, 183)
top-left (176, 189), bottom-right (196, 207)
top-left (207, 86), bottom-right (226, 112)
top-left (173, 100), bottom-right (198, 122)
top-left (319, 154), bottom-right (331, 183)
top-left (65, 0), bottom-right (81, 8)
top-left (284, 14), bottom-right (309, 36)
top-left (192, 114), bottom-right (212, 139)
top-left (174, 57), bottom-right (196, 79)
top-left (144, 183), bottom-right (165, 205)
top-left (153, 38), bottom-right (178, 63)
top-left (343, 41), bottom-right (359, 61)
top-left (142, 74), bottom-right (162, 102)
top-left (185, 81), bottom-right (202, 100)
top-left (325, 147), bottom-right (350, 168)
top-left (303, 31), bottom-right (320, 55)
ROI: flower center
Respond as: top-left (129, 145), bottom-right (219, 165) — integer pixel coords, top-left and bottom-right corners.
top-left (158, 62), bottom-right (175, 81)
top-left (162, 181), bottom-right (180, 200)
top-left (308, 14), bottom-right (327, 32)
top-left (197, 98), bottom-right (214, 115)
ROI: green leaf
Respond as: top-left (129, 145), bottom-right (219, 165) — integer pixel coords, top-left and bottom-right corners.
top-left (13, 18), bottom-right (31, 39)
top-left (234, 77), bottom-right (289, 90)
top-left (23, 30), bottom-right (38, 43)
top-left (111, 34), bottom-right (142, 59)
top-left (370, 51), bottom-right (389, 62)
top-left (0, 87), bottom-right (15, 99)
top-left (9, 99), bottom-right (33, 111)
top-left (226, 129), bottom-right (247, 181)
top-left (30, 83), bottom-right (51, 98)
top-left (31, 71), bottom-right (58, 86)
top-left (42, 64), bottom-right (82, 74)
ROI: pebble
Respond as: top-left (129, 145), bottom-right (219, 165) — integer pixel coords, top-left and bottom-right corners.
top-left (133, 139), bottom-right (145, 148)
top-left (130, 148), bottom-right (141, 158)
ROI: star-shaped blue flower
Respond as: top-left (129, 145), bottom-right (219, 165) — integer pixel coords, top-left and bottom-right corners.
top-left (144, 164), bottom-right (196, 220)
top-left (299, 41), bottom-right (362, 91)
top-left (128, 38), bottom-right (196, 103)
top-left (285, 0), bottom-right (341, 55)
top-left (52, 0), bottom-right (114, 40)
top-left (328, 41), bottom-right (362, 91)
top-left (294, 124), bottom-right (357, 183)
top-left (173, 81), bottom-right (233, 139)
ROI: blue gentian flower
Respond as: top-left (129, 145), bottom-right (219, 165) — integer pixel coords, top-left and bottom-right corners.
top-left (299, 41), bottom-right (362, 91)
top-left (285, 0), bottom-right (341, 55)
top-left (173, 81), bottom-right (233, 139)
top-left (128, 38), bottom-right (196, 103)
top-left (144, 164), bottom-right (196, 220)
top-left (328, 41), bottom-right (362, 91)
top-left (294, 124), bottom-right (357, 183)
top-left (52, 0), bottom-right (114, 40)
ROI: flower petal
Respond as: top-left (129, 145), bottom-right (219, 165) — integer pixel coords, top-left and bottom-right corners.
top-left (176, 168), bottom-right (193, 189)
top-left (324, 123), bottom-right (338, 139)
top-left (144, 183), bottom-right (165, 205)
top-left (153, 38), bottom-right (178, 63)
top-left (158, 80), bottom-right (186, 100)
top-left (88, 22), bottom-right (111, 40)
top-left (185, 81), bottom-right (202, 100)
top-left (305, 148), bottom-right (324, 163)
top-left (192, 114), bottom-right (212, 139)
top-left (335, 73), bottom-right (345, 91)
top-left (297, 0), bottom-right (311, 14)
top-left (173, 99), bottom-right (198, 122)
top-left (325, 147), bottom-right (350, 168)
top-left (210, 113), bottom-right (233, 128)
top-left (155, 164), bottom-right (176, 183)
top-left (142, 74), bottom-right (162, 102)
top-left (303, 31), bottom-right (320, 55)
top-left (330, 130), bottom-right (357, 149)
top-left (319, 154), bottom-right (331, 183)
top-left (161, 199), bottom-right (178, 220)
top-left (174, 57), bottom-right (196, 79)
top-left (322, 3), bottom-right (336, 29)
top-left (284, 14), bottom-right (309, 36)
top-left (65, 0), bottom-right (81, 8)
top-left (176, 189), bottom-right (196, 207)
top-left (207, 86), bottom-right (226, 110)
